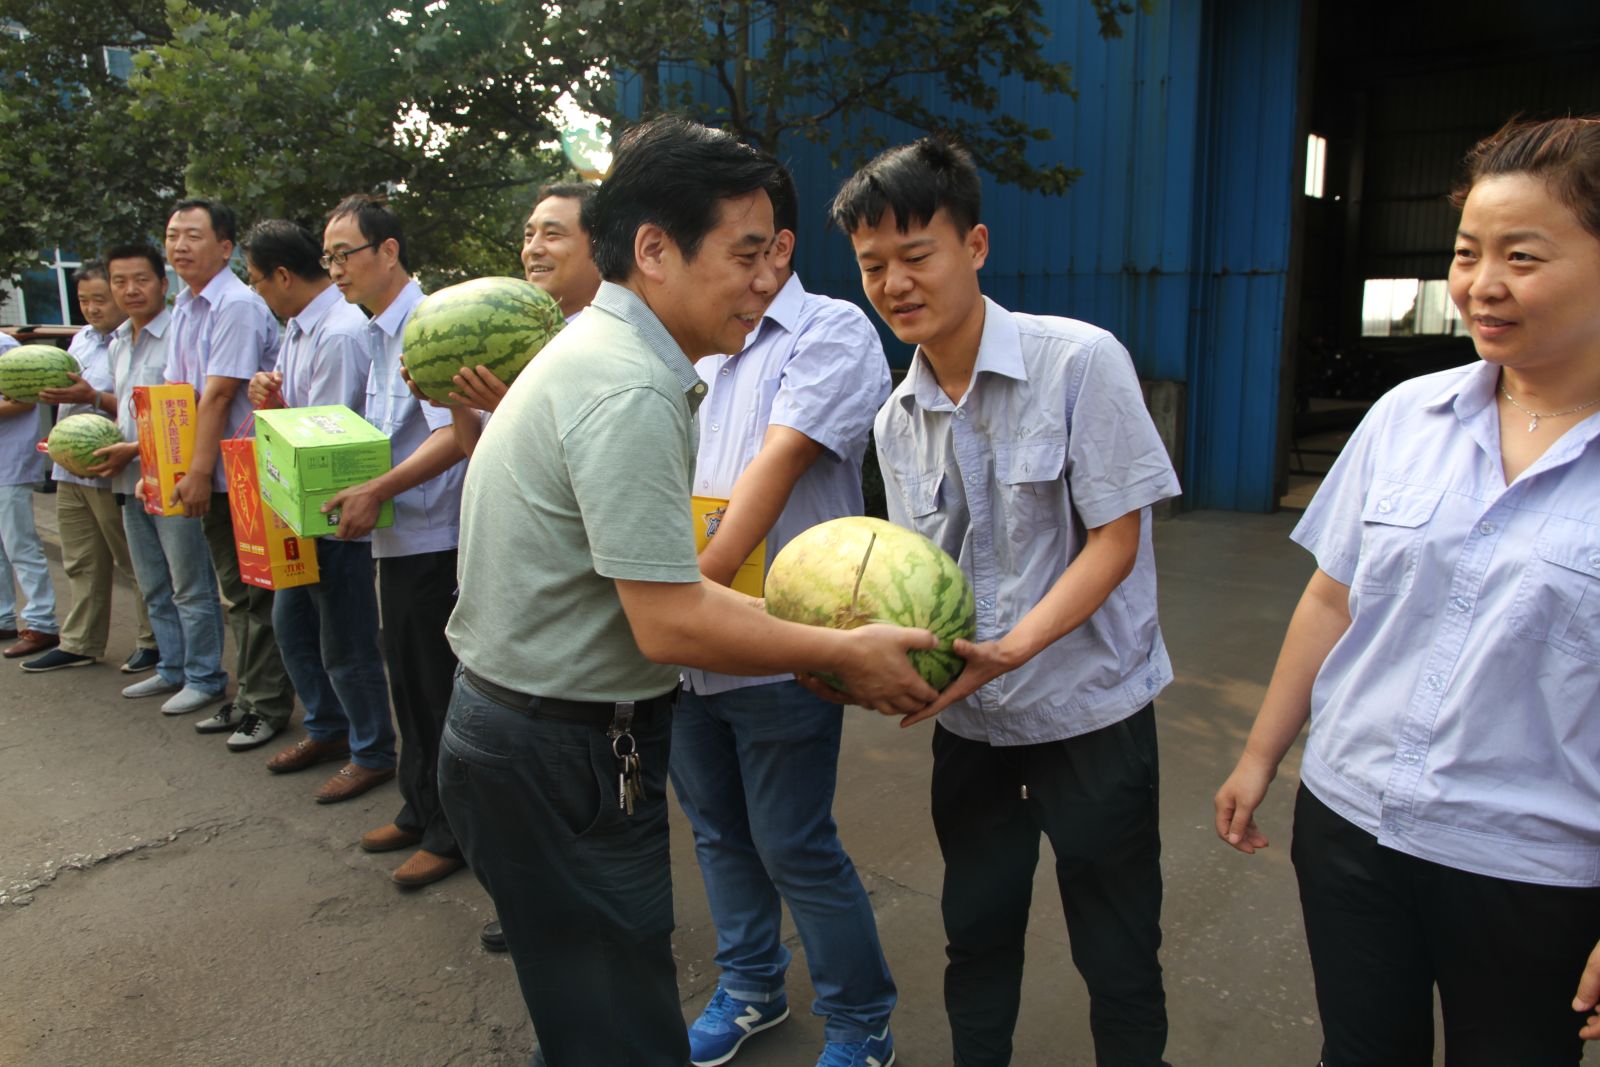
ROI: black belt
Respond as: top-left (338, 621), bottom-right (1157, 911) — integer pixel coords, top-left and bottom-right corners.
top-left (462, 667), bottom-right (675, 726)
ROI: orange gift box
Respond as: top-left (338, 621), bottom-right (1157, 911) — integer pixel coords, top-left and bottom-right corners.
top-left (132, 383), bottom-right (196, 516)
top-left (221, 433), bottom-right (320, 590)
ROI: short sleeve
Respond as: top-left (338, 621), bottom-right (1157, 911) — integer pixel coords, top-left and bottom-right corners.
top-left (768, 306), bottom-right (890, 459)
top-left (205, 298), bottom-right (277, 381)
top-left (566, 385), bottom-right (702, 583)
top-left (1064, 336), bottom-right (1181, 528)
top-left (1290, 397), bottom-right (1393, 585)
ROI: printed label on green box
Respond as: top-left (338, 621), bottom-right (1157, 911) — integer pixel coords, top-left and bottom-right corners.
top-left (255, 405), bottom-right (392, 495)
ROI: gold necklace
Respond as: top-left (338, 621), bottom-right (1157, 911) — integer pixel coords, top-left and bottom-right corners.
top-left (1500, 383), bottom-right (1600, 433)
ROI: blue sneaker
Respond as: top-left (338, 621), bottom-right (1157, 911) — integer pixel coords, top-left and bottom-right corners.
top-left (687, 987), bottom-right (790, 1066)
top-left (816, 1024), bottom-right (895, 1067)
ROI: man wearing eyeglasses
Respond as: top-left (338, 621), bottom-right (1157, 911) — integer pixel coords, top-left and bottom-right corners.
top-left (283, 194), bottom-right (467, 888)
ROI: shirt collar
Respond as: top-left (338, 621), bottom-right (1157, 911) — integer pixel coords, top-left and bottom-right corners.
top-left (589, 281), bottom-right (709, 412)
top-left (370, 279), bottom-right (425, 338)
top-left (1421, 359), bottom-right (1498, 419)
top-left (176, 267), bottom-right (242, 310)
top-left (901, 296), bottom-right (1024, 412)
top-left (116, 308), bottom-right (171, 342)
top-left (290, 284), bottom-right (343, 337)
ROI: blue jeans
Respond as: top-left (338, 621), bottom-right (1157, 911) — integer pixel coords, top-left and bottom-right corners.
top-left (670, 680), bottom-right (896, 1043)
top-left (0, 483), bottom-right (57, 634)
top-left (438, 672), bottom-right (688, 1067)
top-left (121, 502), bottom-right (227, 692)
top-left (272, 538), bottom-right (394, 769)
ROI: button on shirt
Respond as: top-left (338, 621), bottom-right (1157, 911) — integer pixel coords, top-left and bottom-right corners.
top-left (683, 273), bottom-right (892, 696)
top-left (166, 268), bottom-right (279, 491)
top-left (1292, 360), bottom-right (1600, 888)
top-left (362, 280), bottom-right (463, 559)
top-left (53, 326), bottom-right (117, 488)
top-left (108, 311), bottom-right (174, 496)
top-left (876, 298), bottom-right (1181, 746)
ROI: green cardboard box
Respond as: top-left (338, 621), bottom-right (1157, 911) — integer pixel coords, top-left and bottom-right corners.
top-left (254, 405), bottom-right (395, 538)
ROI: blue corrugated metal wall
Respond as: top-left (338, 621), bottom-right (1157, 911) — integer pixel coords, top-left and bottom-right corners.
top-left (619, 0), bottom-right (1303, 511)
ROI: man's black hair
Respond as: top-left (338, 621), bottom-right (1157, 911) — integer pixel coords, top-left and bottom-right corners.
top-left (73, 260), bottom-right (109, 286)
top-left (535, 181), bottom-right (597, 234)
top-left (103, 243), bottom-right (167, 279)
top-left (242, 220), bottom-right (328, 282)
top-left (584, 115), bottom-right (780, 282)
top-left (828, 136), bottom-right (982, 236)
top-left (767, 160), bottom-right (799, 238)
top-left (170, 198), bottom-right (239, 244)
top-left (327, 193), bottom-right (410, 272)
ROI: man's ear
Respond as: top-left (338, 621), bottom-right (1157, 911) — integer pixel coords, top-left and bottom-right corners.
top-left (633, 223), bottom-right (672, 284)
top-left (965, 223), bottom-right (989, 272)
top-left (771, 229), bottom-right (797, 272)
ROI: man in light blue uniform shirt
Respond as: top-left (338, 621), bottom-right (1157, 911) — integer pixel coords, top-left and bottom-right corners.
top-left (0, 331), bottom-right (60, 659)
top-left (307, 194), bottom-right (466, 886)
top-left (237, 220), bottom-right (394, 777)
top-left (832, 138), bottom-right (1181, 1067)
top-left (673, 165), bottom-right (900, 1067)
top-left (23, 262), bottom-right (158, 673)
top-left (99, 244), bottom-right (229, 709)
top-left (164, 199), bottom-right (295, 726)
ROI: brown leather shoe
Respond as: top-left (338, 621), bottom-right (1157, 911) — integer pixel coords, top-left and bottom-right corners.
top-left (392, 849), bottom-right (465, 888)
top-left (360, 823), bottom-right (422, 853)
top-left (4, 629), bottom-right (60, 658)
top-left (266, 736), bottom-right (351, 774)
top-left (313, 762), bottom-right (395, 804)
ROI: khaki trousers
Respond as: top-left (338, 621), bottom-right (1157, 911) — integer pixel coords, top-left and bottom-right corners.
top-left (56, 482), bottom-right (155, 659)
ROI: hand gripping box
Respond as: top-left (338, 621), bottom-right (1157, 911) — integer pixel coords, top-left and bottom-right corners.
top-left (132, 383), bottom-right (196, 516)
top-left (253, 405), bottom-right (394, 538)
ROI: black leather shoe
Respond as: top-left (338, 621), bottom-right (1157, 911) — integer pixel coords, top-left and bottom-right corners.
top-left (480, 919), bottom-right (508, 952)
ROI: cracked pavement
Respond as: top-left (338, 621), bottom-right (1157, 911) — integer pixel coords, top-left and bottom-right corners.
top-left (9, 502), bottom-right (1551, 1066)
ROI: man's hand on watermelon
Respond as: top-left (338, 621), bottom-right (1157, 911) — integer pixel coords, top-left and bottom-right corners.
top-left (897, 637), bottom-right (1022, 728)
top-left (324, 481), bottom-right (383, 540)
top-left (448, 365), bottom-right (508, 413)
top-left (247, 371), bottom-right (282, 408)
top-left (88, 441), bottom-right (139, 479)
top-left (1575, 939), bottom-right (1600, 1040)
top-left (38, 373), bottom-right (98, 406)
top-left (828, 622), bottom-right (941, 716)
top-left (399, 364), bottom-right (442, 407)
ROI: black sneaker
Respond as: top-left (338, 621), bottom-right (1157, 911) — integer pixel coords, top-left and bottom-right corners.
top-left (120, 647), bottom-right (160, 674)
top-left (480, 920), bottom-right (508, 952)
top-left (21, 648), bottom-right (96, 673)
top-left (193, 702), bottom-right (240, 734)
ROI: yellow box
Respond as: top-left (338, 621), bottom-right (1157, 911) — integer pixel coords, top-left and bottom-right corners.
top-left (221, 435), bottom-right (320, 590)
top-left (132, 384), bottom-right (197, 516)
top-left (692, 496), bottom-right (766, 597)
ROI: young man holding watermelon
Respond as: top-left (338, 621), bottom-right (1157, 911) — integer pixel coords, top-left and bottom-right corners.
top-left (22, 262), bottom-right (160, 674)
top-left (238, 220), bottom-right (397, 777)
top-left (312, 194), bottom-right (467, 884)
top-left (671, 163), bottom-right (901, 1067)
top-left (0, 336), bottom-right (61, 661)
top-left (831, 138), bottom-right (1181, 1067)
top-left (162, 199), bottom-right (297, 730)
top-left (440, 115), bottom-right (938, 1067)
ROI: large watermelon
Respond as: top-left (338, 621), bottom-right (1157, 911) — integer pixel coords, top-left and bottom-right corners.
top-left (47, 413), bottom-right (124, 477)
top-left (0, 344), bottom-right (80, 403)
top-left (401, 277), bottom-right (565, 404)
top-left (765, 516), bottom-right (977, 691)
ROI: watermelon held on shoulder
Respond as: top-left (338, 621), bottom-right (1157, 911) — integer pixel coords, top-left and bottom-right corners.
top-left (401, 276), bottom-right (566, 404)
top-left (0, 344), bottom-right (80, 402)
top-left (47, 413), bottom-right (124, 477)
top-left (764, 516), bottom-right (977, 692)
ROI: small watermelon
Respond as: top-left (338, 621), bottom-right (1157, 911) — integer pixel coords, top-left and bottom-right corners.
top-left (47, 412), bottom-right (124, 477)
top-left (0, 344), bottom-right (80, 402)
top-left (401, 277), bottom-right (565, 404)
top-left (765, 516), bottom-right (977, 691)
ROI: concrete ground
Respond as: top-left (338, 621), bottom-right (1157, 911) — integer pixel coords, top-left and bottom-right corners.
top-left (2, 501), bottom-right (1590, 1066)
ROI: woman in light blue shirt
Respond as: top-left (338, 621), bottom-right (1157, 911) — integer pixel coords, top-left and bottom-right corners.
top-left (1216, 116), bottom-right (1600, 1064)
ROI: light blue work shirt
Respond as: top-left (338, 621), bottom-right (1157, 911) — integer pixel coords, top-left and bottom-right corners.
top-left (274, 285), bottom-right (373, 412)
top-left (167, 268), bottom-right (280, 491)
top-left (0, 331), bottom-right (43, 486)
top-left (52, 326), bottom-right (117, 488)
top-left (0, 334), bottom-right (14, 354)
top-left (876, 298), bottom-right (1180, 746)
top-left (682, 272), bottom-right (891, 696)
top-left (108, 311), bottom-right (174, 496)
top-left (362, 279), bottom-right (463, 559)
top-left (1293, 360), bottom-right (1600, 888)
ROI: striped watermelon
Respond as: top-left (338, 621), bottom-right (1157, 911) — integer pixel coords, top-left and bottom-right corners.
top-left (48, 412), bottom-right (124, 477)
top-left (401, 277), bottom-right (565, 404)
top-left (765, 516), bottom-right (977, 691)
top-left (0, 344), bottom-right (80, 403)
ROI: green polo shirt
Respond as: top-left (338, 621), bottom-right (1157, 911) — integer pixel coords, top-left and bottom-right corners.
top-left (447, 282), bottom-right (709, 700)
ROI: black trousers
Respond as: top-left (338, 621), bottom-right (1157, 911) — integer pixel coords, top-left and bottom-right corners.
top-left (378, 549), bottom-right (460, 858)
top-left (932, 706), bottom-right (1168, 1067)
top-left (1292, 785), bottom-right (1600, 1067)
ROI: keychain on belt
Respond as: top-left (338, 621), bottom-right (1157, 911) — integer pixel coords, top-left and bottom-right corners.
top-left (608, 701), bottom-right (642, 815)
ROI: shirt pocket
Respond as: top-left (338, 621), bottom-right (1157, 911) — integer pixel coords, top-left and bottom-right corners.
top-left (996, 438), bottom-right (1067, 543)
top-left (1352, 483), bottom-right (1443, 596)
top-left (1510, 517), bottom-right (1600, 665)
top-left (900, 469), bottom-right (944, 522)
